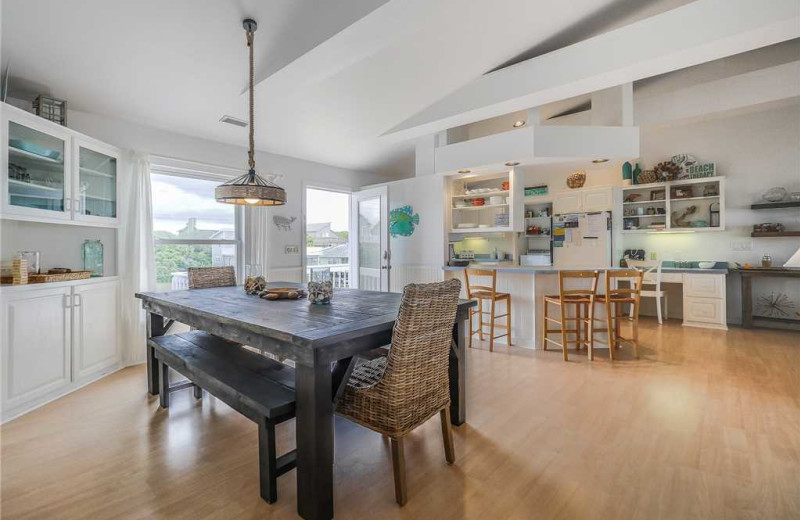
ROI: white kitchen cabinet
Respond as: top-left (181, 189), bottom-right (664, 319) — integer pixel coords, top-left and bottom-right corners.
top-left (552, 192), bottom-right (582, 214)
top-left (581, 187), bottom-right (613, 212)
top-left (0, 278), bottom-right (121, 422)
top-left (682, 273), bottom-right (727, 329)
top-left (1, 103), bottom-right (120, 228)
top-left (73, 280), bottom-right (119, 382)
top-left (552, 187), bottom-right (613, 214)
top-left (1, 285), bottom-right (72, 412)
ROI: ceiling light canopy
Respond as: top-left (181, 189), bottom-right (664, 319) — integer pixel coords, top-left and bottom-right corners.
top-left (512, 120), bottom-right (526, 128)
top-left (216, 19), bottom-right (286, 206)
top-left (592, 158), bottom-right (609, 164)
top-left (457, 169), bottom-right (471, 174)
top-left (505, 161), bottom-right (520, 167)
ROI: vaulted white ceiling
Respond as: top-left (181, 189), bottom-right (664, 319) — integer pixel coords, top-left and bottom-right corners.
top-left (2, 0), bottom-right (693, 177)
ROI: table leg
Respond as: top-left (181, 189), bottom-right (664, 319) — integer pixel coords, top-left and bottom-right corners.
top-left (296, 363), bottom-right (334, 520)
top-left (742, 274), bottom-right (753, 329)
top-left (146, 312), bottom-right (166, 395)
top-left (450, 314), bottom-right (468, 426)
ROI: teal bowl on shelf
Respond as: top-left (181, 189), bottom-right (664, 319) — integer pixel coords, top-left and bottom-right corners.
top-left (9, 139), bottom-right (62, 161)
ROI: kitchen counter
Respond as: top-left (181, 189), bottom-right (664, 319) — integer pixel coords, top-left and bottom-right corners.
top-left (444, 261), bottom-right (730, 348)
top-left (442, 263), bottom-right (729, 275)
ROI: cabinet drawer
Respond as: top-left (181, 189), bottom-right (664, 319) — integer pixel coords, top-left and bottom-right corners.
top-left (660, 273), bottom-right (683, 284)
top-left (684, 274), bottom-right (724, 298)
top-left (684, 297), bottom-right (725, 325)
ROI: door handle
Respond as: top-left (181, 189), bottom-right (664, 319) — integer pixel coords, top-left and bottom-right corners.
top-left (64, 294), bottom-right (72, 308)
top-left (73, 294), bottom-right (82, 307)
top-left (74, 199), bottom-right (81, 214)
top-left (64, 198), bottom-right (71, 212)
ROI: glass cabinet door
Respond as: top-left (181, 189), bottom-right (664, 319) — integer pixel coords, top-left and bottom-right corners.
top-left (7, 121), bottom-right (67, 213)
top-left (77, 146), bottom-right (117, 219)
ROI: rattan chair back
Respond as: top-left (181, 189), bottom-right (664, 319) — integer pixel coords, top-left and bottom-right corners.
top-left (187, 266), bottom-right (237, 289)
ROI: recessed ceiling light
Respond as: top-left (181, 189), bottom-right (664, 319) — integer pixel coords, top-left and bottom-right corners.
top-left (219, 114), bottom-right (247, 127)
top-left (592, 158), bottom-right (609, 164)
top-left (505, 161), bottom-right (520, 167)
top-left (457, 169), bottom-right (471, 174)
top-left (512, 120), bottom-right (526, 128)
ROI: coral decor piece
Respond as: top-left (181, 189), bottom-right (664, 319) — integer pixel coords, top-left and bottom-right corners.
top-left (244, 276), bottom-right (267, 295)
top-left (566, 170), bottom-right (586, 189)
top-left (654, 161), bottom-right (682, 182)
top-left (671, 205), bottom-right (698, 227)
top-left (308, 281), bottom-right (333, 305)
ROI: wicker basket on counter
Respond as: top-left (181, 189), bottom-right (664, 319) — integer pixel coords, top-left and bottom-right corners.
top-left (1, 270), bottom-right (93, 285)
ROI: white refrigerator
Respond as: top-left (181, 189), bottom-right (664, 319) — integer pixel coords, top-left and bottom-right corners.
top-left (552, 211), bottom-right (613, 268)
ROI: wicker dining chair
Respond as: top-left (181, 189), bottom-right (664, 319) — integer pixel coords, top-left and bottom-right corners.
top-left (187, 266), bottom-right (237, 289)
top-left (337, 279), bottom-right (462, 506)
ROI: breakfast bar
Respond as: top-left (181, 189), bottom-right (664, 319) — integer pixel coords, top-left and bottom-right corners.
top-left (443, 263), bottom-right (729, 348)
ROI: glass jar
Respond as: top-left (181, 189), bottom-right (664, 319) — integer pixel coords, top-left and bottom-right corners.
top-left (762, 255), bottom-right (772, 268)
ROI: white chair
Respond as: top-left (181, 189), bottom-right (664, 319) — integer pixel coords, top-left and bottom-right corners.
top-left (626, 260), bottom-right (668, 324)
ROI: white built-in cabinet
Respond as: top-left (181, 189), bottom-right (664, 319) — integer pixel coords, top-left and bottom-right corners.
top-left (551, 186), bottom-right (613, 214)
top-left (1, 103), bottom-right (120, 227)
top-left (1, 278), bottom-right (120, 422)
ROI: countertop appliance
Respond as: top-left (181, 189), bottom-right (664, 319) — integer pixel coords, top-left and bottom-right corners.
top-left (552, 211), bottom-right (612, 268)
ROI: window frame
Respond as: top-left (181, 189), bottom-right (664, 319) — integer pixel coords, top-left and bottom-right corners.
top-left (301, 181), bottom-right (352, 285)
top-left (150, 161), bottom-right (245, 284)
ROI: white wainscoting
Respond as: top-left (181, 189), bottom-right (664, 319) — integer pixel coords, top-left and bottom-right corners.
top-left (389, 264), bottom-right (445, 293)
top-left (268, 266), bottom-right (304, 283)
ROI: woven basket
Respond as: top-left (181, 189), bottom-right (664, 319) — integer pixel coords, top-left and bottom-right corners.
top-left (637, 170), bottom-right (658, 184)
top-left (1, 270), bottom-right (92, 285)
top-left (566, 171), bottom-right (586, 189)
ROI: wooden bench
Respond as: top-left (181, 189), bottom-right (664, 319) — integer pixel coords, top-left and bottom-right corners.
top-left (148, 331), bottom-right (296, 504)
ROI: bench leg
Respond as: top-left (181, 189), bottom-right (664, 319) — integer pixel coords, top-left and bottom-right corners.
top-left (258, 418), bottom-right (278, 504)
top-left (159, 361), bottom-right (170, 409)
top-left (193, 384), bottom-right (203, 399)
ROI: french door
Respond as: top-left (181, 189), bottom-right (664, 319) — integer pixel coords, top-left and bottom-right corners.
top-left (351, 186), bottom-right (389, 291)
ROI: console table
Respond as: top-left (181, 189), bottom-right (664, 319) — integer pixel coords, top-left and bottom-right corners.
top-left (737, 268), bottom-right (800, 330)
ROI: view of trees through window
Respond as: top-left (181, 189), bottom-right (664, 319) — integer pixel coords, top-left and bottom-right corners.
top-left (305, 188), bottom-right (350, 287)
top-left (151, 173), bottom-right (238, 291)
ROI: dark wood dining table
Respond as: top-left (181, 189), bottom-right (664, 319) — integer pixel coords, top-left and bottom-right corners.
top-left (136, 283), bottom-right (475, 520)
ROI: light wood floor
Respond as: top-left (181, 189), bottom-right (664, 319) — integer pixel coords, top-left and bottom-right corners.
top-left (2, 319), bottom-right (799, 519)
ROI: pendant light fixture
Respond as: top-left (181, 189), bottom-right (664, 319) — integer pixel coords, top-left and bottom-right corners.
top-left (216, 19), bottom-right (286, 206)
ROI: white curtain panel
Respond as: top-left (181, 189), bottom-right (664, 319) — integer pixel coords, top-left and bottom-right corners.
top-left (119, 151), bottom-right (156, 366)
top-left (244, 206), bottom-right (270, 276)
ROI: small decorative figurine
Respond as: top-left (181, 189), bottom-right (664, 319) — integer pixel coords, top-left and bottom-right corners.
top-left (308, 281), bottom-right (333, 305)
top-left (244, 275), bottom-right (267, 295)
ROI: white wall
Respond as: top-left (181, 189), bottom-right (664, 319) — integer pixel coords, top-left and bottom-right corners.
top-left (64, 109), bottom-right (396, 277)
top-left (625, 103), bottom-right (800, 324)
top-left (365, 175), bottom-right (446, 292)
top-left (518, 103), bottom-right (800, 324)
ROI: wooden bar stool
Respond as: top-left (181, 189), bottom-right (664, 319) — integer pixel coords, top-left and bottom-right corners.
top-left (593, 269), bottom-right (644, 360)
top-left (463, 269), bottom-right (512, 352)
top-left (542, 270), bottom-right (599, 361)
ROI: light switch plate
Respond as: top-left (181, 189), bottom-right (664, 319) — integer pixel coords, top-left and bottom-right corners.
top-left (650, 252), bottom-right (657, 260)
top-left (285, 245), bottom-right (299, 255)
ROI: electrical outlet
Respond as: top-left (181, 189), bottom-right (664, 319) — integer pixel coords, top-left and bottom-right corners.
top-left (650, 252), bottom-right (657, 260)
top-left (730, 240), bottom-right (753, 251)
top-left (285, 245), bottom-right (299, 255)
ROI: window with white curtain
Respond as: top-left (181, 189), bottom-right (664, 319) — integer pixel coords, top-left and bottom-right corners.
top-left (151, 171), bottom-right (242, 291)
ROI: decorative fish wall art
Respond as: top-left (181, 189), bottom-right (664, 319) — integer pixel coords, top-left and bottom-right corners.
top-left (390, 205), bottom-right (419, 237)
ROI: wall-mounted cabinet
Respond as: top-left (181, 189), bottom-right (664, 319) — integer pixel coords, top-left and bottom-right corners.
top-left (1, 104), bottom-right (119, 228)
top-left (619, 176), bottom-right (725, 234)
top-left (552, 186), bottom-right (613, 214)
top-left (448, 169), bottom-right (522, 233)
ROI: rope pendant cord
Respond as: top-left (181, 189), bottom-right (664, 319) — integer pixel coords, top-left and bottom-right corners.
top-left (247, 29), bottom-right (256, 174)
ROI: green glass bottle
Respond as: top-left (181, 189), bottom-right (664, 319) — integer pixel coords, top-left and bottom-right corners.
top-left (633, 163), bottom-right (642, 184)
